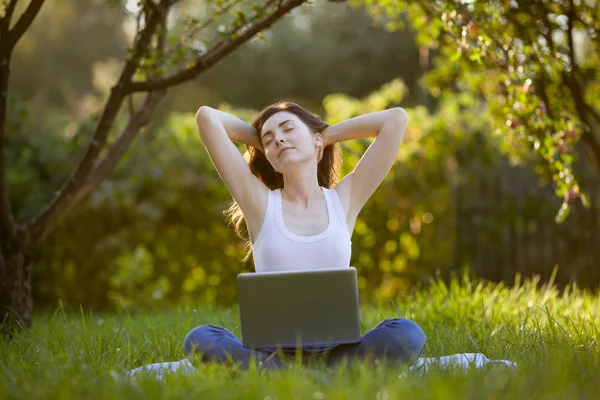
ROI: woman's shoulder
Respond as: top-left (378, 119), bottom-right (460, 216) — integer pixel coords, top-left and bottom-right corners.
top-left (330, 181), bottom-right (351, 217)
top-left (239, 183), bottom-right (272, 244)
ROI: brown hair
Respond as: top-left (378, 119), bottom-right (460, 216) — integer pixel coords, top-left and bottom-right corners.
top-left (224, 101), bottom-right (342, 261)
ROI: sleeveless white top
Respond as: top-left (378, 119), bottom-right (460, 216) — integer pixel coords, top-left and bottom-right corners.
top-left (251, 187), bottom-right (352, 273)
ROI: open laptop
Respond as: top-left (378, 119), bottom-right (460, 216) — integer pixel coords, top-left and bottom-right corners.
top-left (237, 267), bottom-right (361, 350)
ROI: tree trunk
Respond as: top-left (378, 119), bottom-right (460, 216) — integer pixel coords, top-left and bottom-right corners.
top-left (0, 225), bottom-right (34, 334)
top-left (0, 0), bottom-right (308, 335)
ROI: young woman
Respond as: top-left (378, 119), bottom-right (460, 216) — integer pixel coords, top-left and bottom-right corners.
top-left (184, 101), bottom-right (426, 369)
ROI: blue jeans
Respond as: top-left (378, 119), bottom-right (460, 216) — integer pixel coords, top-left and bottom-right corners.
top-left (183, 318), bottom-right (426, 369)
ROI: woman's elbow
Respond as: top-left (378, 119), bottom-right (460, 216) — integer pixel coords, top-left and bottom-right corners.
top-left (382, 108), bottom-right (408, 132)
top-left (388, 107), bottom-right (408, 126)
top-left (196, 106), bottom-right (214, 125)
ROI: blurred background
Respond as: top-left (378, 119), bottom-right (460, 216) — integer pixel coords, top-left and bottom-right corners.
top-left (6, 0), bottom-right (600, 312)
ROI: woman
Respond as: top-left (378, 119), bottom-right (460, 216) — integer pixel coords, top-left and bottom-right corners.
top-left (184, 101), bottom-right (426, 370)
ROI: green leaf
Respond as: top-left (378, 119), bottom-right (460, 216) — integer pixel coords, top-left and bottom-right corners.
top-left (581, 192), bottom-right (591, 208)
top-left (554, 202), bottom-right (570, 223)
top-left (450, 49), bottom-right (463, 62)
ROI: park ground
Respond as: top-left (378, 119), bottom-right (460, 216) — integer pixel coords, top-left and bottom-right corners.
top-left (2, 275), bottom-right (599, 400)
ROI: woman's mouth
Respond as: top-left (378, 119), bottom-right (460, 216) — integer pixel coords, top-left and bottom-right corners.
top-left (279, 147), bottom-right (293, 157)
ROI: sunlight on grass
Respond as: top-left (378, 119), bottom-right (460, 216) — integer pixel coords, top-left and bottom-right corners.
top-left (1, 274), bottom-right (599, 399)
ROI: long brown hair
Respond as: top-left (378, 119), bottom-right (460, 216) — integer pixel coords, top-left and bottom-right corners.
top-left (224, 101), bottom-right (343, 261)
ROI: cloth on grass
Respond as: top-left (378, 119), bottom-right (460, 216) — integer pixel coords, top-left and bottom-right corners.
top-left (127, 353), bottom-right (518, 381)
top-left (127, 359), bottom-right (198, 381)
top-left (399, 353), bottom-right (518, 378)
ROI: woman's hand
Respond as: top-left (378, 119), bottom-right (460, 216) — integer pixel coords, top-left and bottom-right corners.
top-left (321, 129), bottom-right (333, 147)
top-left (196, 106), bottom-right (262, 150)
top-left (319, 108), bottom-right (406, 144)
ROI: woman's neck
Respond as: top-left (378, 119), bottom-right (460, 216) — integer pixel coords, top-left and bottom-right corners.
top-left (281, 174), bottom-right (322, 209)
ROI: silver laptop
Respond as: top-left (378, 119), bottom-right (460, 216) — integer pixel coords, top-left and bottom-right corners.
top-left (237, 267), bottom-right (361, 349)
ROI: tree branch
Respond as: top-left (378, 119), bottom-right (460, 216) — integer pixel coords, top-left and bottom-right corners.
top-left (142, 0), bottom-right (159, 14)
top-left (0, 0), bottom-right (45, 240)
top-left (28, 0), bottom-right (303, 241)
top-left (578, 128), bottom-right (600, 173)
top-left (0, 40), bottom-right (15, 239)
top-left (3, 1), bottom-right (18, 29)
top-left (536, 76), bottom-right (554, 120)
top-left (585, 103), bottom-right (600, 126)
top-left (196, 0), bottom-right (238, 31)
top-left (126, 0), bottom-right (306, 93)
top-left (71, 90), bottom-right (166, 211)
top-left (6, 0), bottom-right (45, 51)
top-left (152, 1), bottom-right (168, 78)
top-left (562, 1), bottom-right (600, 173)
top-left (563, 72), bottom-right (600, 173)
top-left (229, 0), bottom-right (276, 38)
top-left (567, 0), bottom-right (577, 74)
top-left (30, 2), bottom-right (165, 242)
top-left (157, 0), bottom-right (238, 66)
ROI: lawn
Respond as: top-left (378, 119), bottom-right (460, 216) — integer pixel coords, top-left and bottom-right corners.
top-left (1, 274), bottom-right (599, 400)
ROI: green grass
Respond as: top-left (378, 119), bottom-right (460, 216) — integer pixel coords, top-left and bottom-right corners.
top-left (2, 274), bottom-right (599, 400)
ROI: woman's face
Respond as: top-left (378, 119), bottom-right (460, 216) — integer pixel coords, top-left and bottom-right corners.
top-left (259, 111), bottom-right (322, 173)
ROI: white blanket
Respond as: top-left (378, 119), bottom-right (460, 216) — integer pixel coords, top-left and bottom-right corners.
top-left (400, 353), bottom-right (517, 377)
top-left (127, 353), bottom-right (517, 381)
top-left (127, 359), bottom-right (198, 381)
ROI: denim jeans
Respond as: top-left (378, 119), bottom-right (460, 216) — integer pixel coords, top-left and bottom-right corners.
top-left (183, 318), bottom-right (426, 369)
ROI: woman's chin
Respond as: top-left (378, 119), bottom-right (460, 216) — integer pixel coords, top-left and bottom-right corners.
top-left (278, 158), bottom-right (316, 172)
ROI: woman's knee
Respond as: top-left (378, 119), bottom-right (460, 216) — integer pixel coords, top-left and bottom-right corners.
top-left (183, 324), bottom-right (235, 356)
top-left (388, 318), bottom-right (426, 359)
top-left (366, 318), bottom-right (427, 363)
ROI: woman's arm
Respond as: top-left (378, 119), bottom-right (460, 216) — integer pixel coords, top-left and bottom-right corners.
top-left (195, 106), bottom-right (269, 234)
top-left (321, 108), bottom-right (406, 146)
top-left (198, 106), bottom-right (262, 150)
top-left (324, 108), bottom-right (409, 217)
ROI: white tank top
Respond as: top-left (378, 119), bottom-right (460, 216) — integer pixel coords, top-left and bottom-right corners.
top-left (251, 187), bottom-right (352, 273)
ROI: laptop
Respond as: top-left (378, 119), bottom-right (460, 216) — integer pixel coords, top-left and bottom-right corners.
top-left (237, 267), bottom-right (362, 350)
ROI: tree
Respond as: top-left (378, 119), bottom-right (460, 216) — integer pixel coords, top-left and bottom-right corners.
top-left (0, 0), bottom-right (309, 333)
top-left (363, 0), bottom-right (599, 222)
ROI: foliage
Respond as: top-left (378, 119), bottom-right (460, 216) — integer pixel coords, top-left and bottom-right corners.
top-left (108, 245), bottom-right (172, 311)
top-left (8, 1), bottom-right (426, 132)
top-left (7, 79), bottom-right (452, 308)
top-left (1, 0), bottom-right (313, 332)
top-left (361, 0), bottom-right (600, 222)
top-left (7, 0), bottom-right (599, 314)
top-left (192, 1), bottom-right (426, 111)
top-left (2, 276), bottom-right (600, 398)
top-left (31, 110), bottom-right (249, 310)
top-left (24, 78), bottom-right (452, 309)
top-left (5, 96), bottom-right (95, 221)
top-left (324, 82), bottom-right (496, 302)
top-left (14, 73), bottom-right (595, 311)
top-left (8, 0), bottom-right (128, 112)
